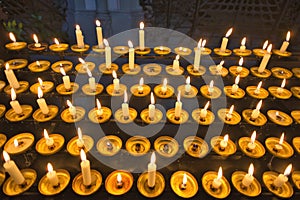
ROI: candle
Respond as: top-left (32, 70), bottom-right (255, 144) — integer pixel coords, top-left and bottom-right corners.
top-left (212, 167), bottom-right (223, 189)
top-left (44, 129), bottom-right (54, 147)
top-left (149, 92), bottom-right (155, 120)
top-left (279, 31), bottom-right (290, 53)
top-left (200, 101), bottom-right (210, 119)
top-left (231, 75), bottom-right (240, 94)
top-left (161, 78), bottom-right (167, 94)
top-left (95, 19), bottom-right (103, 48)
top-left (3, 151), bottom-right (25, 184)
top-left (193, 39), bottom-right (202, 71)
top-left (33, 34), bottom-right (41, 47)
top-left (173, 55), bottom-right (180, 71)
top-left (117, 173), bottom-right (123, 188)
top-left (276, 78), bottom-right (286, 95)
top-left (208, 80), bottom-right (214, 94)
top-left (236, 57), bottom-right (243, 73)
top-left (226, 105), bottom-right (234, 120)
top-left (139, 22), bottom-right (145, 50)
top-left (273, 164), bottom-right (292, 187)
top-left (37, 86), bottom-right (49, 115)
top-left (87, 68), bottom-right (96, 91)
top-left (174, 91), bottom-right (182, 119)
top-left (275, 133), bottom-right (284, 151)
top-left (67, 100), bottom-right (76, 117)
top-left (80, 149), bottom-right (92, 186)
top-left (54, 38), bottom-right (61, 47)
top-left (220, 28), bottom-right (233, 52)
top-left (9, 32), bottom-right (16, 44)
top-left (75, 24), bottom-right (84, 48)
top-left (220, 134), bottom-right (229, 149)
top-left (138, 77), bottom-right (144, 93)
top-left (254, 81), bottom-right (262, 95)
top-left (240, 37), bottom-right (246, 51)
top-left (60, 67), bottom-right (71, 90)
top-left (258, 44), bottom-right (272, 73)
top-left (76, 127), bottom-right (84, 148)
top-left (128, 40), bottom-right (135, 70)
top-left (185, 76), bottom-right (191, 93)
top-left (242, 163), bottom-right (254, 187)
top-left (46, 163), bottom-right (59, 186)
top-left (147, 152), bottom-right (157, 188)
top-left (4, 63), bottom-right (20, 89)
top-left (112, 70), bottom-right (120, 92)
top-left (251, 100), bottom-right (262, 120)
top-left (103, 39), bottom-right (112, 69)
top-left (122, 90), bottom-right (130, 118)
top-left (96, 99), bottom-right (103, 116)
top-left (216, 60), bottom-right (224, 73)
top-left (247, 131), bottom-right (256, 150)
top-left (10, 88), bottom-right (23, 114)
top-left (181, 173), bottom-right (187, 189)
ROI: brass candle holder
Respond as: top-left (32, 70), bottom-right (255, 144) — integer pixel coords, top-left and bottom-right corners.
top-left (183, 136), bottom-right (209, 158)
top-left (0, 81), bottom-right (5, 92)
top-left (246, 86), bottom-right (269, 99)
top-left (0, 104), bottom-right (6, 119)
top-left (32, 105), bottom-right (59, 122)
top-left (38, 169), bottom-right (70, 196)
top-left (88, 107), bottom-right (112, 124)
top-left (153, 84), bottom-right (174, 98)
top-left (231, 171), bottom-right (261, 197)
top-left (292, 137), bottom-right (300, 154)
top-left (137, 171), bottom-right (165, 198)
top-left (122, 63), bottom-right (141, 75)
top-left (71, 44), bottom-right (90, 53)
top-left (166, 108), bottom-right (189, 124)
top-left (114, 107), bottom-right (137, 124)
top-left (75, 62), bottom-right (95, 74)
top-left (130, 84), bottom-right (151, 97)
top-left (253, 48), bottom-right (268, 57)
top-left (217, 108), bottom-right (241, 125)
top-left (0, 133), bottom-right (7, 148)
top-left (105, 170), bottom-right (133, 195)
top-left (28, 60), bottom-right (50, 72)
top-left (98, 63), bottom-right (119, 74)
top-left (187, 65), bottom-right (206, 76)
top-left (213, 48), bottom-right (232, 56)
top-left (4, 81), bottom-right (29, 94)
top-left (96, 135), bottom-right (122, 156)
top-left (135, 47), bottom-right (151, 55)
top-left (191, 108), bottom-right (215, 125)
top-left (209, 65), bottom-right (228, 77)
top-left (233, 48), bottom-right (252, 56)
top-left (5, 41), bottom-right (27, 51)
top-left (229, 66), bottom-right (250, 78)
top-left (106, 84), bottom-right (127, 96)
top-left (223, 86), bottom-right (245, 99)
top-left (5, 59), bottom-right (28, 70)
top-left (272, 49), bottom-right (292, 57)
top-left (194, 47), bottom-right (212, 55)
top-left (49, 43), bottom-right (69, 52)
top-left (268, 86), bottom-right (292, 99)
top-left (35, 134), bottom-right (65, 155)
top-left (92, 45), bottom-right (105, 53)
top-left (170, 171), bottom-right (198, 198)
top-left (202, 171), bottom-right (231, 199)
top-left (82, 83), bottom-right (104, 96)
top-left (271, 67), bottom-right (293, 79)
top-left (0, 169), bottom-right (5, 187)
top-left (66, 135), bottom-right (94, 156)
top-left (60, 106), bottom-right (86, 123)
top-left (242, 109), bottom-right (267, 126)
top-left (267, 110), bottom-right (293, 126)
top-left (154, 136), bottom-right (179, 158)
top-left (238, 137), bottom-right (265, 158)
top-left (291, 87), bottom-right (300, 99)
top-left (30, 81), bottom-right (54, 94)
top-left (165, 65), bottom-right (184, 76)
top-left (292, 171), bottom-right (300, 190)
top-left (140, 108), bottom-right (163, 124)
top-left (292, 68), bottom-right (300, 78)
top-left (143, 63), bottom-right (162, 76)
top-left (291, 110), bottom-right (300, 124)
top-left (211, 136), bottom-right (237, 156)
top-left (51, 60), bottom-right (73, 73)
top-left (72, 169), bottom-right (102, 195)
top-left (177, 85), bottom-right (198, 98)
top-left (56, 83), bottom-right (79, 95)
top-left (153, 46), bottom-right (171, 55)
top-left (4, 133), bottom-right (34, 155)
top-left (174, 47), bottom-right (192, 56)
top-left (113, 46), bottom-right (129, 55)
top-left (265, 137), bottom-right (294, 159)
top-left (125, 136), bottom-right (150, 156)
top-left (250, 67), bottom-right (271, 78)
top-left (5, 105), bottom-right (33, 122)
top-left (200, 85), bottom-right (222, 99)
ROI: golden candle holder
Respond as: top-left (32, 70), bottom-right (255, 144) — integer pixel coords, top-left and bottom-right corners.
top-left (291, 110), bottom-right (300, 124)
top-left (0, 104), bottom-right (6, 119)
top-left (200, 85), bottom-right (222, 99)
top-left (213, 48), bottom-right (232, 56)
top-left (5, 105), bottom-right (33, 122)
top-left (246, 86), bottom-right (269, 99)
top-left (153, 84), bottom-right (174, 98)
top-left (125, 136), bottom-right (150, 156)
top-left (177, 85), bottom-right (198, 98)
top-left (0, 81), bottom-right (6, 92)
top-left (4, 81), bottom-right (29, 94)
top-left (187, 65), bottom-right (206, 76)
top-left (166, 108), bottom-right (189, 124)
top-left (135, 47), bottom-right (151, 55)
top-left (137, 171), bottom-right (165, 198)
top-left (183, 136), bottom-right (209, 158)
top-left (4, 133), bottom-right (34, 155)
top-left (82, 83), bottom-right (104, 96)
top-left (170, 171), bottom-right (198, 198)
top-left (0, 170), bottom-right (5, 187)
top-left (211, 136), bottom-right (237, 156)
top-left (292, 171), bottom-right (300, 190)
top-left (143, 63), bottom-right (162, 76)
top-left (202, 171), bottom-right (231, 199)
top-left (60, 106), bottom-right (86, 123)
top-left (75, 62), bottom-right (95, 74)
top-left (106, 84), bottom-right (127, 96)
top-left (231, 171), bottom-right (261, 197)
top-left (105, 170), bottom-right (133, 195)
top-left (98, 63), bottom-right (119, 74)
top-left (113, 46), bottom-right (129, 55)
top-left (267, 110), bottom-right (293, 126)
top-left (49, 43), bottom-right (69, 52)
top-left (51, 60), bottom-right (73, 73)
top-left (233, 48), bottom-right (252, 56)
top-left (38, 169), bottom-right (70, 196)
top-left (114, 107), bottom-right (137, 124)
top-left (96, 135), bottom-right (122, 156)
top-left (253, 48), bottom-right (268, 57)
top-left (28, 60), bottom-right (51, 72)
top-left (122, 64), bottom-right (141, 75)
top-left (5, 41), bottom-right (27, 51)
top-left (265, 137), bottom-right (294, 159)
top-left (165, 65), bottom-right (184, 76)
top-left (28, 43), bottom-right (48, 51)
top-left (56, 83), bottom-right (79, 95)
top-left (271, 67), bottom-right (293, 79)
top-left (130, 84), bottom-right (151, 97)
top-left (191, 108), bottom-right (215, 125)
top-left (242, 109), bottom-right (267, 126)
top-left (229, 66), bottom-right (250, 78)
top-left (217, 108), bottom-right (241, 125)
top-left (30, 81), bottom-right (54, 94)
top-left (268, 86), bottom-right (292, 99)
top-left (238, 137), bottom-right (265, 158)
top-left (5, 59), bottom-right (28, 70)
top-left (174, 47), bottom-right (192, 56)
top-left (194, 47), bottom-right (212, 55)
top-left (32, 105), bottom-right (59, 122)
top-left (88, 107), bottom-right (112, 124)
top-left (209, 65), bottom-right (229, 77)
top-left (291, 87), bottom-right (300, 99)
top-left (292, 68), bottom-right (300, 78)
top-left (250, 67), bottom-right (271, 78)
top-left (263, 171), bottom-right (293, 198)
top-left (72, 169), bottom-right (102, 195)
top-left (35, 133), bottom-right (64, 155)
top-left (292, 137), bottom-right (300, 154)
top-left (92, 45), bottom-right (105, 53)
top-left (272, 49), bottom-right (292, 57)
top-left (2, 169), bottom-right (36, 196)
top-left (71, 44), bottom-right (90, 53)
top-left (153, 46), bottom-right (171, 55)
top-left (154, 136), bottom-right (179, 157)
top-left (0, 133), bottom-right (7, 148)
top-left (140, 108), bottom-right (163, 124)
top-left (223, 86), bottom-right (245, 99)
top-left (66, 135), bottom-right (94, 156)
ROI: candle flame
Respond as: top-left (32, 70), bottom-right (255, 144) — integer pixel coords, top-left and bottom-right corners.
top-left (150, 152), bottom-right (156, 164)
top-left (284, 164), bottom-right (292, 176)
top-left (38, 86), bottom-right (43, 98)
top-left (223, 134), bottom-right (229, 143)
top-left (279, 133), bottom-right (284, 145)
top-left (96, 19), bottom-right (101, 27)
top-left (186, 76), bottom-right (190, 85)
top-left (124, 90), bottom-right (128, 103)
top-left (202, 39), bottom-right (206, 48)
top-left (128, 40), bottom-right (133, 48)
top-left (204, 101), bottom-right (210, 110)
top-left (47, 163), bottom-right (54, 172)
top-left (80, 149), bottom-right (87, 161)
top-left (219, 60), bottom-right (224, 66)
top-left (96, 99), bottom-right (102, 110)
top-left (60, 66), bottom-right (66, 76)
top-left (229, 105), bottom-right (234, 115)
top-left (5, 63), bottom-right (10, 70)
top-left (248, 163), bottom-right (254, 176)
top-left (225, 28), bottom-right (233, 37)
top-left (140, 22), bottom-right (144, 29)
top-left (33, 34), bottom-right (39, 43)
top-left (36, 60), bottom-right (40, 66)
top-left (234, 75), bottom-right (240, 85)
top-left (182, 173), bottom-right (187, 185)
top-left (159, 46), bottom-right (163, 51)
top-left (263, 40), bottom-right (268, 50)
top-left (175, 54), bottom-right (180, 60)
top-left (66, 100), bottom-right (73, 108)
top-left (256, 100), bottom-right (262, 110)
top-left (103, 39), bottom-right (109, 47)
top-left (9, 32), bottom-right (16, 42)
top-left (267, 44), bottom-right (272, 53)
top-left (44, 129), bottom-right (50, 139)
top-left (238, 57), bottom-right (243, 66)
top-left (54, 38), bottom-right (59, 45)
top-left (197, 38), bottom-right (202, 48)
top-left (3, 151), bottom-right (10, 162)
top-left (276, 111), bottom-right (280, 117)
top-left (11, 88), bottom-right (17, 101)
top-left (78, 57), bottom-right (85, 65)
top-left (112, 70), bottom-right (117, 79)
top-left (38, 78), bottom-right (43, 86)
top-left (209, 80), bottom-right (214, 88)
top-left (86, 68), bottom-right (92, 78)
top-left (251, 131), bottom-right (256, 143)
top-left (257, 81), bottom-right (262, 90)
top-left (76, 24), bottom-right (80, 30)
top-left (150, 92), bottom-right (155, 105)
top-left (241, 37), bottom-right (246, 46)
top-left (77, 127), bottom-right (83, 140)
top-left (163, 78), bottom-right (167, 87)
top-left (14, 139), bottom-right (19, 147)
top-left (217, 167), bottom-right (223, 180)
top-left (117, 173), bottom-right (122, 183)
top-left (139, 77), bottom-right (144, 86)
top-left (286, 31), bottom-right (290, 42)
top-left (280, 78), bottom-right (286, 88)
top-left (177, 91), bottom-right (181, 102)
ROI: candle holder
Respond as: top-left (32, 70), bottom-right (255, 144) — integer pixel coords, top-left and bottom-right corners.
top-left (71, 44), bottom-right (90, 53)
top-left (114, 107), bottom-right (137, 124)
top-left (209, 65), bottom-right (228, 77)
top-left (4, 81), bottom-right (29, 94)
top-left (191, 108), bottom-right (215, 125)
top-left (98, 63), bottom-right (119, 74)
top-left (165, 65), bottom-right (184, 76)
top-left (250, 67), bottom-right (271, 78)
top-left (246, 86), bottom-right (269, 99)
top-left (135, 47), bottom-right (151, 55)
top-left (223, 86), bottom-right (245, 99)
top-left (60, 106), bottom-right (86, 123)
top-left (153, 84), bottom-right (174, 98)
top-left (106, 84), bottom-right (127, 96)
top-left (51, 60), bottom-right (73, 73)
top-left (229, 66), bottom-right (250, 78)
top-left (30, 81), bottom-right (54, 94)
top-left (170, 171), bottom-right (198, 198)
top-left (0, 81), bottom-right (5, 92)
top-left (271, 67), bottom-right (293, 79)
top-left (66, 135), bottom-right (94, 156)
top-left (154, 136), bottom-right (179, 158)
top-left (130, 84), bottom-right (151, 97)
top-left (166, 108), bottom-right (189, 124)
top-left (0, 170), bottom-right (5, 187)
top-left (217, 108), bottom-right (241, 125)
top-left (194, 47), bottom-right (212, 55)
top-left (113, 46), bottom-right (129, 55)
top-left (292, 68), bottom-right (300, 78)
top-left (88, 107), bottom-right (112, 124)
top-left (177, 85), bottom-right (198, 98)
top-left (4, 133), bottom-right (34, 155)
top-left (49, 43), bottom-right (69, 52)
top-left (174, 47), bottom-right (192, 56)
top-left (5, 59), bottom-right (28, 70)
top-left (292, 137), bottom-right (300, 154)
top-left (28, 42), bottom-right (48, 51)
top-left (105, 170), bottom-right (133, 195)
top-left (28, 60), bottom-right (51, 72)
top-left (291, 110), bottom-right (300, 124)
top-left (122, 64), bottom-right (141, 75)
top-left (265, 137), bottom-right (294, 159)
top-left (125, 136), bottom-right (150, 156)
top-left (56, 83), bottom-right (79, 95)
top-left (292, 171), bottom-right (300, 190)
top-left (140, 108), bottom-right (163, 124)
top-left (253, 48), bottom-right (268, 57)
top-left (137, 171), bottom-right (165, 198)
top-left (72, 169), bottom-right (102, 195)
top-left (291, 87), bottom-right (300, 99)
top-left (200, 85), bottom-right (222, 99)
top-left (187, 65), bottom-right (206, 76)
top-left (32, 105), bottom-right (59, 122)
top-left (267, 110), bottom-right (293, 126)
top-left (263, 171), bottom-right (293, 198)
top-left (272, 49), bottom-right (292, 57)
top-left (75, 62), bottom-right (95, 74)
top-left (153, 46), bottom-right (171, 55)
top-left (35, 133), bottom-right (64, 155)
top-left (0, 104), bottom-right (6, 119)
top-left (231, 171), bottom-right (261, 197)
top-left (211, 136), bottom-right (237, 156)
top-left (38, 169), bottom-right (70, 195)
top-left (5, 105), bottom-right (33, 122)
top-left (183, 136), bottom-right (209, 158)
top-left (143, 63), bottom-right (162, 76)
top-left (233, 48), bottom-right (252, 56)
top-left (242, 109), bottom-right (267, 126)
top-left (5, 41), bottom-right (27, 51)
top-left (96, 135), bottom-right (122, 156)
top-left (0, 133), bottom-right (7, 148)
top-left (268, 86), bottom-right (292, 99)
top-left (82, 83), bottom-right (104, 96)
top-left (238, 137), bottom-right (265, 158)
top-left (202, 171), bottom-right (231, 199)
top-left (2, 169), bottom-right (36, 196)
top-left (92, 45), bottom-right (105, 53)
top-left (213, 48), bottom-right (232, 56)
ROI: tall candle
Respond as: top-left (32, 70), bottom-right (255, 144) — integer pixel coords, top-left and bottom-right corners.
top-left (44, 129), bottom-right (54, 147)
top-left (67, 100), bottom-right (76, 117)
top-left (231, 75), bottom-right (240, 94)
top-left (122, 90), bottom-right (130, 118)
top-left (251, 100), bottom-right (262, 120)
top-left (87, 69), bottom-right (96, 91)
top-left (174, 91), bottom-right (182, 118)
top-left (242, 163), bottom-right (254, 187)
top-left (95, 20), bottom-right (103, 48)
top-left (200, 101), bottom-right (210, 118)
top-left (46, 163), bottom-right (59, 186)
top-left (3, 151), bottom-right (25, 185)
top-left (103, 39), bottom-right (112, 69)
top-left (185, 76), bottom-right (191, 93)
top-left (149, 92), bottom-right (155, 120)
top-left (138, 77), bottom-right (144, 93)
top-left (279, 31), bottom-right (290, 53)
top-left (37, 86), bottom-right (49, 115)
top-left (220, 134), bottom-right (229, 149)
top-left (247, 131), bottom-right (256, 150)
top-left (240, 37), bottom-right (246, 51)
top-left (10, 88), bottom-right (23, 114)
top-left (128, 40), bottom-right (135, 70)
top-left (75, 25), bottom-right (84, 48)
top-left (80, 149), bottom-right (92, 186)
top-left (173, 55), bottom-right (180, 71)
top-left (60, 67), bottom-right (71, 90)
top-left (147, 152), bottom-right (156, 188)
top-left (76, 127), bottom-right (84, 148)
top-left (139, 22), bottom-right (145, 50)
top-left (4, 63), bottom-right (20, 89)
top-left (112, 70), bottom-right (120, 92)
top-left (258, 44), bottom-right (272, 73)
top-left (193, 39), bottom-right (202, 71)
top-left (220, 28), bottom-right (233, 52)
top-left (276, 78), bottom-right (286, 95)
top-left (273, 164), bottom-right (292, 187)
top-left (96, 99), bottom-right (103, 116)
top-left (212, 167), bottom-right (223, 189)
top-left (33, 34), bottom-right (41, 47)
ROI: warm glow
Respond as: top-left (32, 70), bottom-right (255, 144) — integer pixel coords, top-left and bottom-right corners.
top-left (284, 164), bottom-right (292, 176)
top-left (251, 131), bottom-right (256, 143)
top-left (267, 44), bottom-right (272, 53)
top-left (209, 80), bottom-right (214, 88)
top-left (9, 32), bottom-right (16, 42)
top-left (66, 100), bottom-right (73, 108)
top-left (11, 88), bottom-right (17, 101)
top-left (78, 57), bottom-right (85, 64)
top-left (219, 60), bottom-right (224, 66)
top-left (128, 40), bottom-right (133, 48)
top-left (279, 133), bottom-right (284, 145)
top-left (60, 67), bottom-right (66, 76)
top-left (139, 77), bottom-right (144, 86)
top-left (223, 134), bottom-right (229, 143)
top-left (96, 19), bottom-right (101, 27)
top-left (33, 34), bottom-right (39, 43)
top-left (150, 92), bottom-right (155, 105)
top-left (80, 149), bottom-right (86, 161)
top-left (54, 38), bottom-right (59, 45)
top-left (276, 111), bottom-right (280, 117)
top-left (47, 163), bottom-right (54, 172)
top-left (77, 127), bottom-right (83, 140)
top-left (150, 152), bottom-right (156, 164)
top-left (117, 173), bottom-right (122, 183)
top-left (124, 90), bottom-right (128, 103)
top-left (217, 167), bottom-right (223, 180)
top-left (5, 63), bottom-right (10, 70)
top-left (182, 173), bottom-right (187, 185)
top-left (38, 86), bottom-right (43, 98)
top-left (280, 78), bottom-right (286, 88)
top-left (235, 75), bottom-right (240, 85)
top-left (38, 78), bottom-right (43, 86)
top-left (286, 31), bottom-right (290, 42)
top-left (241, 37), bottom-right (246, 46)
top-left (14, 139), bottom-right (19, 147)
top-left (263, 40), bottom-right (268, 50)
top-left (36, 60), bottom-right (40, 66)
top-left (3, 151), bottom-right (10, 162)
top-left (96, 99), bottom-right (102, 110)
top-left (86, 68), bottom-right (92, 78)
top-left (159, 46), bottom-right (163, 51)
top-left (163, 78), bottom-right (167, 87)
top-left (112, 70), bottom-right (117, 79)
top-left (248, 163), bottom-right (254, 176)
top-left (177, 91), bottom-right (181, 102)
top-left (103, 39), bottom-right (109, 47)
top-left (44, 129), bottom-right (50, 139)
top-left (229, 105), bottom-right (234, 115)
top-left (175, 54), bottom-right (180, 61)
top-left (201, 39), bottom-right (206, 48)
top-left (186, 76), bottom-right (190, 85)
top-left (238, 57), bottom-right (243, 66)
top-left (204, 101), bottom-right (210, 110)
top-left (140, 22), bottom-right (144, 29)
top-left (76, 24), bottom-right (80, 30)
top-left (256, 100), bottom-right (262, 110)
top-left (197, 38), bottom-right (202, 48)
top-left (225, 28), bottom-right (233, 37)
top-left (257, 81), bottom-right (262, 90)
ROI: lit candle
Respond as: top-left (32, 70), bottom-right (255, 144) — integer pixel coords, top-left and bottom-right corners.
top-left (200, 101), bottom-right (210, 119)
top-left (122, 90), bottom-right (130, 119)
top-left (10, 88), bottom-right (23, 114)
top-left (161, 78), bottom-right (167, 94)
top-left (220, 28), bottom-right (233, 52)
top-left (185, 76), bottom-right (191, 93)
top-left (258, 44), bottom-right (272, 73)
top-left (225, 105), bottom-right (234, 120)
top-left (9, 32), bottom-right (17, 44)
top-left (117, 173), bottom-right (123, 188)
top-left (139, 22), bottom-right (145, 50)
top-left (44, 129), bottom-right (54, 147)
top-left (254, 81), bottom-right (262, 95)
top-left (138, 77), bottom-right (144, 93)
top-left (75, 25), bottom-right (84, 48)
top-left (33, 34), bottom-right (41, 47)
top-left (67, 100), bottom-right (76, 117)
top-left (96, 99), bottom-right (103, 116)
top-left (247, 131), bottom-right (256, 150)
top-left (87, 68), bottom-right (96, 91)
top-left (216, 60), bottom-right (225, 74)
top-left (174, 91), bottom-right (182, 119)
top-left (273, 164), bottom-right (292, 187)
top-left (76, 127), bottom-right (84, 148)
top-left (149, 92), bottom-right (155, 120)
top-left (220, 134), bottom-right (229, 149)
top-left (54, 38), bottom-right (61, 48)
top-left (128, 40), bottom-right (135, 70)
top-left (240, 37), bottom-right (246, 51)
top-left (276, 78), bottom-right (286, 95)
top-left (46, 163), bottom-right (59, 186)
top-left (181, 173), bottom-right (187, 189)
top-left (60, 67), bottom-right (71, 90)
top-left (173, 55), bottom-right (180, 71)
top-left (275, 133), bottom-right (284, 151)
top-left (36, 60), bottom-right (41, 68)
top-left (3, 151), bottom-right (25, 185)
top-left (193, 39), bottom-right (206, 71)
top-left (251, 100), bottom-right (262, 120)
top-left (212, 167), bottom-right (223, 189)
top-left (37, 86), bottom-right (49, 115)
top-left (208, 80), bottom-right (214, 94)
top-left (236, 57), bottom-right (243, 73)
top-left (279, 31), bottom-right (290, 53)
top-left (95, 20), bottom-right (103, 48)
top-left (112, 70), bottom-right (120, 92)
top-left (147, 152), bottom-right (157, 188)
top-left (261, 40), bottom-right (268, 52)
top-left (103, 39), bottom-right (112, 69)
top-left (231, 75), bottom-right (240, 94)
top-left (4, 63), bottom-right (20, 89)
top-left (242, 163), bottom-right (254, 187)
top-left (80, 149), bottom-right (92, 186)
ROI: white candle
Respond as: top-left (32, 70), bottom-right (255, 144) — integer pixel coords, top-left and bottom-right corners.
top-left (122, 90), bottom-right (130, 118)
top-left (185, 76), bottom-right (191, 93)
top-left (147, 152), bottom-right (156, 188)
top-left (76, 127), bottom-right (84, 148)
top-left (208, 80), bottom-right (214, 94)
top-left (258, 44), bottom-right (272, 73)
top-left (277, 78), bottom-right (286, 95)
top-left (37, 86), bottom-right (49, 115)
top-left (128, 40), bottom-right (135, 70)
top-left (112, 70), bottom-right (120, 92)
top-left (103, 39), bottom-right (112, 69)
top-left (33, 34), bottom-right (41, 47)
top-left (95, 20), bottom-right (103, 48)
top-left (174, 91), bottom-right (182, 119)
top-left (87, 69), bottom-right (96, 91)
top-left (193, 39), bottom-right (202, 71)
top-left (173, 55), bottom-right (180, 71)
top-left (3, 151), bottom-right (25, 185)
top-left (10, 88), bottom-right (23, 114)
top-left (247, 131), bottom-right (256, 150)
top-left (60, 67), bottom-right (71, 90)
top-left (273, 164), bottom-right (292, 187)
top-left (212, 167), bottom-right (223, 189)
top-left (44, 129), bottom-right (54, 147)
top-left (279, 31), bottom-right (290, 53)
top-left (216, 60), bottom-right (224, 74)
top-left (46, 163), bottom-right (59, 186)
top-left (226, 105), bottom-right (234, 120)
top-left (67, 100), bottom-right (76, 117)
top-left (242, 163), bottom-right (254, 187)
top-left (139, 22), bottom-right (145, 50)
top-left (200, 101), bottom-right (210, 119)
top-left (80, 149), bottom-right (92, 186)
top-left (254, 81), bottom-right (262, 95)
top-left (96, 99), bottom-right (103, 116)
top-left (251, 100), bottom-right (262, 120)
top-left (149, 92), bottom-right (155, 120)
top-left (4, 63), bottom-right (20, 89)
top-left (240, 37), bottom-right (246, 51)
top-left (138, 77), bottom-right (144, 93)
top-left (231, 75), bottom-right (240, 94)
top-left (220, 28), bottom-right (233, 52)
top-left (161, 78), bottom-right (167, 94)
top-left (275, 133), bottom-right (284, 151)
top-left (75, 24), bottom-right (84, 48)
top-left (236, 57), bottom-right (243, 73)
top-left (220, 134), bottom-right (229, 149)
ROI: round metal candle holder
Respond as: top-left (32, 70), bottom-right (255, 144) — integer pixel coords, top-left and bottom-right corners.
top-left (186, 65), bottom-right (206, 76)
top-left (130, 84), bottom-right (151, 97)
top-left (209, 65), bottom-right (229, 77)
top-left (153, 84), bottom-right (174, 98)
top-left (174, 47), bottom-right (192, 56)
top-left (4, 81), bottom-right (29, 95)
top-left (56, 83), bottom-right (79, 95)
top-left (238, 137), bottom-right (265, 158)
top-left (5, 42), bottom-right (27, 51)
top-left (231, 171), bottom-right (261, 197)
top-left (272, 49), bottom-right (292, 57)
top-left (105, 170), bottom-right (133, 196)
top-left (82, 83), bottom-right (104, 96)
top-left (51, 60), bottom-right (73, 73)
top-left (88, 107), bottom-right (112, 124)
top-left (200, 85), bottom-right (222, 99)
top-left (250, 67), bottom-right (271, 78)
top-left (71, 44), bottom-right (90, 53)
top-left (2, 169), bottom-right (36, 196)
top-left (0, 133), bottom-right (7, 148)
top-left (122, 63), bottom-right (141, 75)
top-left (33, 105), bottom-right (59, 122)
top-left (191, 108), bottom-right (215, 125)
top-left (213, 48), bottom-right (232, 56)
top-left (265, 137), bottom-right (294, 159)
top-left (5, 59), bottom-right (28, 70)
top-left (96, 135), bottom-right (122, 156)
top-left (229, 66), bottom-right (250, 78)
top-left (98, 63), bottom-right (119, 74)
top-left (271, 67), bottom-right (293, 79)
top-left (28, 43), bottom-right (48, 51)
top-left (135, 47), bottom-right (151, 55)
top-left (75, 62), bottom-right (95, 74)
top-left (72, 169), bottom-right (102, 196)
top-left (292, 137), bottom-right (300, 154)
top-left (35, 133), bottom-right (65, 155)
top-left (291, 110), bottom-right (300, 124)
top-left (0, 104), bottom-right (6, 118)
top-left (165, 65), bottom-right (185, 76)
top-left (49, 43), bottom-right (69, 52)
top-left (166, 108), bottom-right (189, 124)
top-left (92, 45), bottom-right (105, 53)
top-left (140, 108), bottom-right (163, 124)
top-left (114, 107), bottom-right (137, 124)
top-left (113, 46), bottom-right (129, 54)
top-left (233, 48), bottom-right (252, 56)
top-left (106, 84), bottom-right (127, 96)
top-left (267, 110), bottom-right (293, 126)
top-left (0, 81), bottom-right (5, 92)
top-left (30, 81), bottom-right (54, 94)
top-left (263, 171), bottom-right (293, 198)
top-left (38, 169), bottom-right (70, 196)
top-left (153, 46), bottom-right (171, 55)
top-left (154, 136), bottom-right (179, 158)
top-left (292, 68), bottom-right (300, 78)
top-left (4, 133), bottom-right (34, 155)
top-left (177, 85), bottom-right (198, 98)
top-left (268, 86), bottom-right (292, 99)
top-left (217, 108), bottom-right (241, 125)
top-left (253, 49), bottom-right (268, 57)
top-left (246, 86), bottom-right (269, 99)
top-left (60, 106), bottom-right (86, 123)
top-left (223, 86), bottom-right (245, 99)
top-left (170, 171), bottom-right (198, 198)
top-left (137, 171), bottom-right (165, 198)
top-left (183, 136), bottom-right (209, 158)
top-left (0, 170), bottom-right (5, 187)
top-left (202, 171), bottom-right (231, 199)
top-left (28, 60), bottom-right (50, 72)
top-left (211, 136), bottom-right (237, 156)
top-left (194, 47), bottom-right (212, 55)
top-left (291, 87), bottom-right (300, 99)
top-left (143, 63), bottom-right (162, 76)
top-left (242, 109), bottom-right (267, 126)
top-left (67, 135), bottom-right (94, 156)
top-left (5, 105), bottom-right (33, 122)
top-left (125, 136), bottom-right (150, 156)
top-left (292, 171), bottom-right (300, 190)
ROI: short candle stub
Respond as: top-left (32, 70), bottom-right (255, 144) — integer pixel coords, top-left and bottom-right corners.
top-left (106, 141), bottom-right (113, 151)
top-left (192, 143), bottom-right (199, 152)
